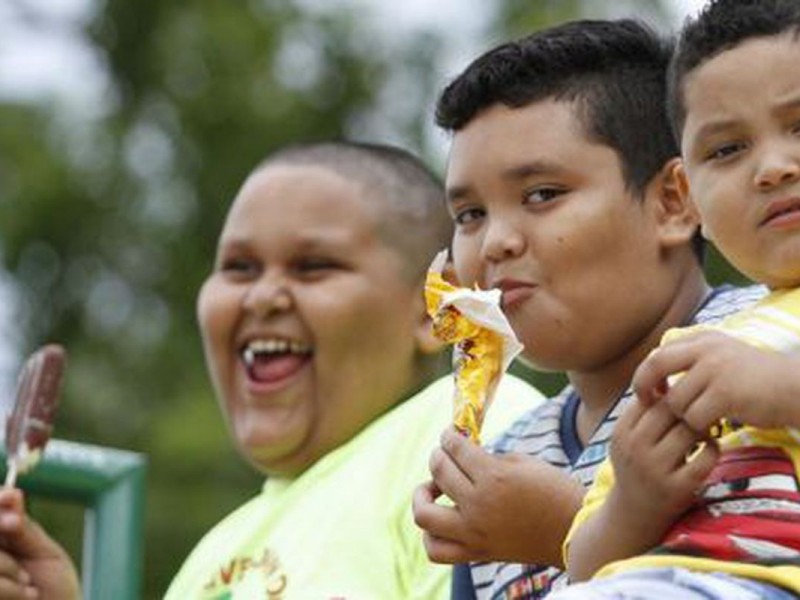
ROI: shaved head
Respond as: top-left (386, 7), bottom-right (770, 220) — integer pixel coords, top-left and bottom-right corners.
top-left (256, 141), bottom-right (452, 282)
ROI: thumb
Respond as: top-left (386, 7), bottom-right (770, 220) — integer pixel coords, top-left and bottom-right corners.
top-left (441, 427), bottom-right (489, 479)
top-left (13, 515), bottom-right (70, 561)
top-left (0, 489), bottom-right (68, 562)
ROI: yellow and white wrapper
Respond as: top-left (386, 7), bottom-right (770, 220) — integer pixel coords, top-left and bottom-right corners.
top-left (424, 251), bottom-right (523, 443)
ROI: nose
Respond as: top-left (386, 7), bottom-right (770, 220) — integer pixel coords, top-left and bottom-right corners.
top-left (481, 214), bottom-right (526, 263)
top-left (754, 145), bottom-right (800, 191)
top-left (242, 272), bottom-right (293, 318)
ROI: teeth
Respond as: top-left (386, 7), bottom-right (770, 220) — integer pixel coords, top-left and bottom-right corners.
top-left (242, 338), bottom-right (310, 365)
top-left (243, 347), bottom-right (255, 366)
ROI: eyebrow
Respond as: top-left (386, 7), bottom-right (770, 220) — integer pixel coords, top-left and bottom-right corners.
top-left (692, 118), bottom-right (741, 143)
top-left (774, 94), bottom-right (800, 114)
top-left (692, 95), bottom-right (800, 144)
top-left (446, 160), bottom-right (565, 203)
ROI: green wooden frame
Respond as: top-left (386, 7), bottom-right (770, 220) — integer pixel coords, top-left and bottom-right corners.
top-left (0, 440), bottom-right (146, 600)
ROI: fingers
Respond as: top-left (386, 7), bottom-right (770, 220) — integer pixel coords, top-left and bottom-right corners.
top-left (412, 482), bottom-right (460, 535)
top-left (679, 439), bottom-right (719, 490)
top-left (613, 397), bottom-right (707, 492)
top-left (661, 364), bottom-right (706, 425)
top-left (633, 353), bottom-right (670, 406)
top-left (0, 509), bottom-right (67, 563)
top-left (0, 490), bottom-right (23, 512)
top-left (613, 398), bottom-right (679, 465)
top-left (412, 482), bottom-right (469, 564)
top-left (428, 427), bottom-right (490, 504)
top-left (0, 551), bottom-right (35, 599)
top-left (0, 489), bottom-right (25, 559)
top-left (412, 499), bottom-right (463, 541)
top-left (657, 418), bottom-right (708, 470)
top-left (413, 480), bottom-right (441, 505)
top-left (615, 395), bottom-right (648, 432)
top-left (634, 343), bottom-right (696, 405)
top-left (421, 532), bottom-right (469, 564)
top-left (439, 428), bottom-right (488, 482)
top-left (634, 333), bottom-right (734, 434)
top-left (628, 400), bottom-right (682, 446)
top-left (0, 490), bottom-right (24, 538)
top-left (428, 445), bottom-right (472, 504)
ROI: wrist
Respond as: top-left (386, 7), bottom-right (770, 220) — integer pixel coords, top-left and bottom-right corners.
top-left (604, 486), bottom-right (673, 547)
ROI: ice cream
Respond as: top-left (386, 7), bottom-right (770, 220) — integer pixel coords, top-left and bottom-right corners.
top-left (425, 251), bottom-right (523, 443)
top-left (5, 344), bottom-right (67, 487)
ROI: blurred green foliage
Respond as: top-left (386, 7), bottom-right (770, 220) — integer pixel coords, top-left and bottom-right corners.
top-left (1, 0), bottom-right (730, 597)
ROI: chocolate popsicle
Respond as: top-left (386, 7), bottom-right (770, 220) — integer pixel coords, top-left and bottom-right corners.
top-left (4, 344), bottom-right (66, 488)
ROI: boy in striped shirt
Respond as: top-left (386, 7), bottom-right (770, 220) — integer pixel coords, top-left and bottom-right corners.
top-left (412, 16), bottom-right (766, 600)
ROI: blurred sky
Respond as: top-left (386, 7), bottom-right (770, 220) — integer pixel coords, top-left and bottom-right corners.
top-left (0, 0), bottom-right (706, 106)
top-left (0, 0), bottom-right (707, 402)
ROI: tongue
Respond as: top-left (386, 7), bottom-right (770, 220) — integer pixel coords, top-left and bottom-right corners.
top-left (249, 354), bottom-right (308, 383)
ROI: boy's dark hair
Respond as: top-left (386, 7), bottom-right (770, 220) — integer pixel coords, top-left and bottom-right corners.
top-left (668, 0), bottom-right (800, 141)
top-left (258, 140), bottom-right (452, 281)
top-left (437, 19), bottom-right (677, 200)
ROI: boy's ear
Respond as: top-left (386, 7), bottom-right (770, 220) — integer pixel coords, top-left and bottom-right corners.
top-left (673, 160), bottom-right (710, 239)
top-left (414, 312), bottom-right (446, 355)
top-left (410, 286), bottom-right (446, 355)
top-left (650, 157), bottom-right (702, 248)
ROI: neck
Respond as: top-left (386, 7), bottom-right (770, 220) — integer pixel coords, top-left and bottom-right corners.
top-left (569, 270), bottom-right (710, 443)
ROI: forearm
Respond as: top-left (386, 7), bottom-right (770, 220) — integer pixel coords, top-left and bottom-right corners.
top-left (778, 353), bottom-right (800, 428)
top-left (566, 493), bottom-right (667, 582)
top-left (519, 474), bottom-right (585, 568)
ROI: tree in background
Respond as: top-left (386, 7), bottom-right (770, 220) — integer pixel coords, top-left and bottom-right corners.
top-left (0, 0), bottom-right (741, 596)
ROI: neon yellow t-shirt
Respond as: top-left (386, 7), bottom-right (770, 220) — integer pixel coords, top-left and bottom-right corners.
top-left (566, 287), bottom-right (800, 593)
top-left (165, 374), bottom-right (543, 600)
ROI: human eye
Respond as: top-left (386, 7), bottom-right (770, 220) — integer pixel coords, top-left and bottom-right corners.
top-left (452, 206), bottom-right (485, 227)
top-left (703, 141), bottom-right (746, 163)
top-left (218, 255), bottom-right (260, 278)
top-left (294, 256), bottom-right (342, 277)
top-left (523, 186), bottom-right (565, 206)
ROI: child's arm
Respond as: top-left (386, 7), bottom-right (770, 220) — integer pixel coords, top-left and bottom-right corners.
top-left (634, 331), bottom-right (800, 432)
top-left (0, 488), bottom-right (81, 600)
top-left (412, 427), bottom-right (584, 567)
top-left (565, 398), bottom-right (716, 581)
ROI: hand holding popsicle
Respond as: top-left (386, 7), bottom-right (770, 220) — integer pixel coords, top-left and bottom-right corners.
top-left (4, 345), bottom-right (66, 488)
top-left (0, 486), bottom-right (81, 600)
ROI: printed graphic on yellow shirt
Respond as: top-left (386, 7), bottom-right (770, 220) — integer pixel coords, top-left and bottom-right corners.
top-left (657, 446), bottom-right (800, 563)
top-left (201, 546), bottom-right (287, 599)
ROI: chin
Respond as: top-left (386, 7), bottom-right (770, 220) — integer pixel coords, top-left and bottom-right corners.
top-left (239, 446), bottom-right (303, 478)
top-left (237, 430), bottom-right (317, 478)
top-left (517, 353), bottom-right (560, 373)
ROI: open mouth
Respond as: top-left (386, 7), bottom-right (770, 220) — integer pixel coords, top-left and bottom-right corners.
top-left (241, 338), bottom-right (312, 384)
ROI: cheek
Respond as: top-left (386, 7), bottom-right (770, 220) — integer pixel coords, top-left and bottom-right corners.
top-left (548, 222), bottom-right (618, 275)
top-left (197, 281), bottom-right (237, 360)
top-left (693, 201), bottom-right (733, 248)
top-left (342, 291), bottom-right (410, 344)
top-left (690, 177), bottom-right (732, 237)
top-left (309, 289), bottom-right (386, 359)
top-left (196, 281), bottom-right (218, 341)
top-left (318, 287), bottom-right (417, 373)
top-left (452, 236), bottom-right (482, 286)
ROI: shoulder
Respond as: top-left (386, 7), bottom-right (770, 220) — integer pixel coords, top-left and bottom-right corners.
top-left (325, 376), bottom-right (453, 495)
top-left (693, 284), bottom-right (767, 325)
top-left (484, 372), bottom-right (548, 440)
top-left (486, 387), bottom-right (571, 457)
